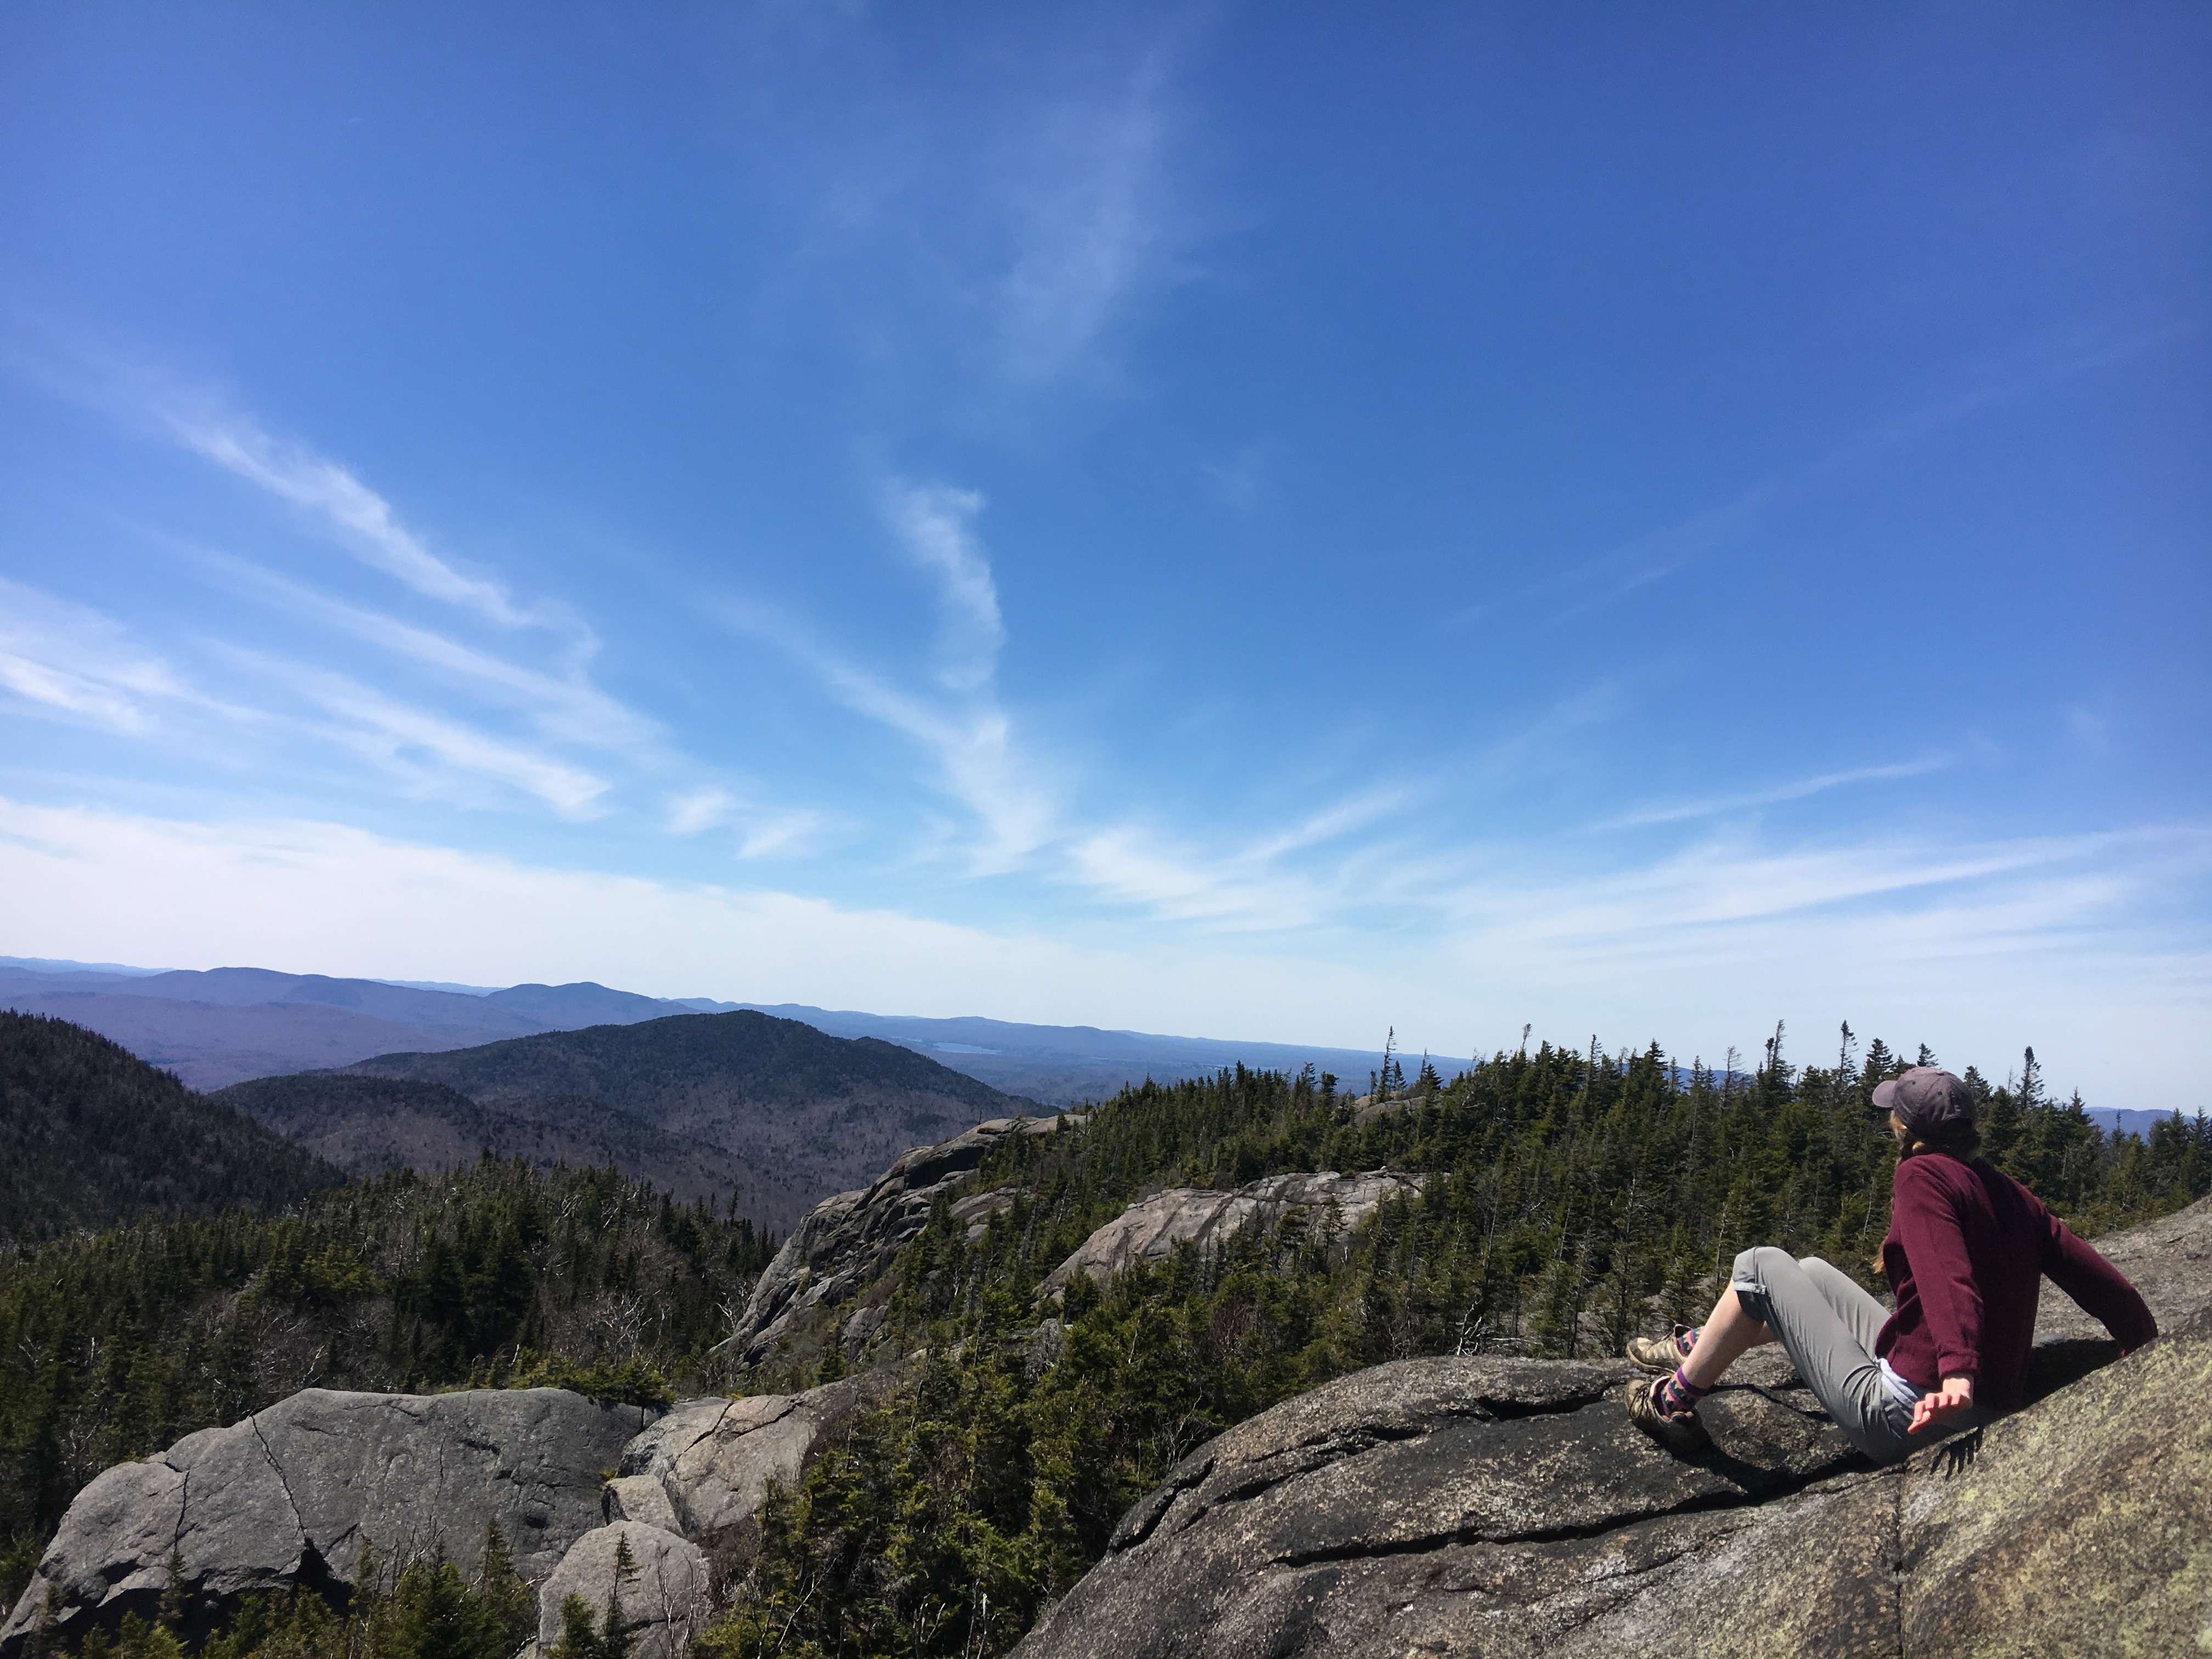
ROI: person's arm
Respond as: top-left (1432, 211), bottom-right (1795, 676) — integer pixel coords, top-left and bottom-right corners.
top-left (1892, 1159), bottom-right (1984, 1395)
top-left (2040, 1204), bottom-right (2158, 1352)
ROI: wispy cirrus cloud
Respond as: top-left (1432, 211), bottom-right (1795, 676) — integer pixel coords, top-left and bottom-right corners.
top-left (155, 404), bottom-right (550, 630)
top-left (31, 369), bottom-right (828, 839)
top-left (663, 787), bottom-right (830, 859)
top-left (0, 575), bottom-right (609, 817)
top-left (1594, 755), bottom-right (1951, 830)
top-left (0, 577), bottom-right (249, 734)
top-left (996, 58), bottom-right (1181, 383)
top-left (1543, 329), bottom-right (2172, 614)
top-left (730, 597), bottom-right (1054, 874)
top-left (724, 480), bottom-right (1056, 874)
top-left (191, 549), bottom-right (659, 751)
top-left (289, 668), bottom-right (611, 819)
top-left (882, 482), bottom-right (1005, 692)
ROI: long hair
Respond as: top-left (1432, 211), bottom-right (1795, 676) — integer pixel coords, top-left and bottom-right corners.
top-left (1899, 1120), bottom-right (1984, 1160)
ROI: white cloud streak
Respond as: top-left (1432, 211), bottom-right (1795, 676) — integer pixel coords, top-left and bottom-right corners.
top-left (0, 578), bottom-right (247, 734)
top-left (1596, 757), bottom-right (1951, 829)
top-left (996, 59), bottom-right (1180, 383)
top-left (156, 404), bottom-right (547, 629)
top-left (881, 483), bottom-right (1005, 692)
top-left (194, 551), bottom-right (657, 751)
top-left (664, 787), bottom-right (828, 859)
top-left (750, 611), bottom-right (1054, 873)
top-left (292, 669), bottom-right (611, 819)
top-left (724, 481), bottom-right (1054, 874)
top-left (1544, 332), bottom-right (2167, 614)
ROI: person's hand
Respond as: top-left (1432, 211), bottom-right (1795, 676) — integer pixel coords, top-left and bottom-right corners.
top-left (1910, 1375), bottom-right (1974, 1435)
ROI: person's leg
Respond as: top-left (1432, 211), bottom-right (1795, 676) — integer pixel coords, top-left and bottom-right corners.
top-left (1724, 1246), bottom-right (1915, 1462)
top-left (1798, 1256), bottom-right (1889, 1353)
top-left (1677, 1285), bottom-right (1777, 1389)
top-left (1796, 1255), bottom-right (1985, 1451)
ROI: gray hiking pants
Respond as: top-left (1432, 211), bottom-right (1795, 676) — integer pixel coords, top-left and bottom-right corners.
top-left (1729, 1247), bottom-right (1984, 1465)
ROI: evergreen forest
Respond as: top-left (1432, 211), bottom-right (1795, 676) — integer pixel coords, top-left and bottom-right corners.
top-left (3, 1014), bottom-right (2205, 1659)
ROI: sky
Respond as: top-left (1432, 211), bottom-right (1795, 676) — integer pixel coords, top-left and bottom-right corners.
top-left (1, 4), bottom-right (2207, 1105)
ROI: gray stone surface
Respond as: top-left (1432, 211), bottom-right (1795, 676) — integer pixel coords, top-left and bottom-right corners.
top-left (1040, 1171), bottom-right (1422, 1295)
top-left (537, 1521), bottom-right (708, 1659)
top-left (0, 1387), bottom-right (655, 1658)
top-left (1013, 1196), bottom-right (2212, 1659)
top-left (1014, 1355), bottom-right (1857, 1659)
top-left (601, 1476), bottom-right (680, 1533)
top-left (616, 1378), bottom-right (882, 1553)
top-left (716, 1114), bottom-right (1082, 1365)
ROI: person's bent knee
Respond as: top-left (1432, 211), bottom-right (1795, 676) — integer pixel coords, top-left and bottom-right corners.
top-left (1731, 1244), bottom-right (1795, 1289)
top-left (1730, 1245), bottom-right (1794, 1325)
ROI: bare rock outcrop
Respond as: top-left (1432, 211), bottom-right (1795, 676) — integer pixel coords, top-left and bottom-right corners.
top-left (1040, 1170), bottom-right (1422, 1296)
top-left (1012, 1353), bottom-right (1858, 1659)
top-left (612, 1378), bottom-right (884, 1554)
top-left (717, 1114), bottom-right (1082, 1365)
top-left (0, 1387), bottom-right (655, 1657)
top-left (1014, 1195), bottom-right (2212, 1658)
top-left (535, 1521), bottom-right (708, 1659)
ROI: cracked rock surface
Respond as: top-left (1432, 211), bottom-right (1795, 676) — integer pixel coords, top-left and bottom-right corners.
top-left (1039, 1172), bottom-right (1424, 1297)
top-left (1015, 1196), bottom-right (2212, 1658)
top-left (535, 1521), bottom-right (708, 1659)
top-left (613, 1378), bottom-right (883, 1552)
top-left (716, 1114), bottom-right (1082, 1365)
top-left (0, 1388), bottom-right (654, 1657)
top-left (1014, 1355), bottom-right (1859, 1659)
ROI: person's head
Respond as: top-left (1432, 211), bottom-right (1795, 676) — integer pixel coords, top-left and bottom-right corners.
top-left (1875, 1065), bottom-right (1983, 1159)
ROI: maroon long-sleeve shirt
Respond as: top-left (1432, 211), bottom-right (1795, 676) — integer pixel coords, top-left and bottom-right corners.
top-left (1875, 1151), bottom-right (2158, 1414)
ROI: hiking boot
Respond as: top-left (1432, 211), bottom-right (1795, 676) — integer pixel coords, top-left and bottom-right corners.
top-left (1622, 1375), bottom-right (1709, 1452)
top-left (1625, 1324), bottom-right (1698, 1373)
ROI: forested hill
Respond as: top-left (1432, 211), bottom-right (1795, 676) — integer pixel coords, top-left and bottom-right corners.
top-left (0, 1012), bottom-right (342, 1248)
top-left (212, 1073), bottom-right (749, 1201)
top-left (339, 1010), bottom-right (1035, 1228)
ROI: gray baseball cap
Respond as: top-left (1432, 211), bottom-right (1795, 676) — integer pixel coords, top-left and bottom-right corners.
top-left (1872, 1066), bottom-right (1977, 1135)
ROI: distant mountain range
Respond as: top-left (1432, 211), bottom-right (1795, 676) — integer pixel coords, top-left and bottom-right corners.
top-left (300, 1010), bottom-right (1026, 1227)
top-left (0, 957), bottom-right (1405, 1102)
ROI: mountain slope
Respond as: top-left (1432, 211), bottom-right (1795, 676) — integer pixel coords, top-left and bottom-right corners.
top-left (0, 968), bottom-right (712, 1089)
top-left (341, 1011), bottom-right (1037, 1228)
top-left (211, 1072), bottom-right (752, 1199)
top-left (0, 1012), bottom-right (343, 1246)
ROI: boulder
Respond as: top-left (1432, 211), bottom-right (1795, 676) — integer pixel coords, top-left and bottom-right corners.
top-left (536, 1522), bottom-right (708, 1659)
top-left (1013, 1196), bottom-right (2212, 1658)
top-left (0, 1387), bottom-right (655, 1658)
top-left (1040, 1170), bottom-right (1421, 1295)
top-left (614, 1378), bottom-right (883, 1554)
top-left (717, 1114), bottom-right (1081, 1365)
top-left (601, 1477), bottom-right (680, 1533)
top-left (1012, 1353), bottom-right (1858, 1659)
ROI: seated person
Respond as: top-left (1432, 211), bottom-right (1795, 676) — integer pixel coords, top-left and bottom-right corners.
top-left (1623, 1066), bottom-right (2157, 1462)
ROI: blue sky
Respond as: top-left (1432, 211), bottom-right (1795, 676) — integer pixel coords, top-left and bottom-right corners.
top-left (2, 4), bottom-right (2207, 1103)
